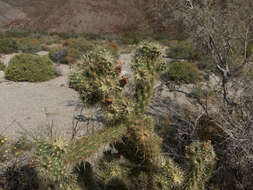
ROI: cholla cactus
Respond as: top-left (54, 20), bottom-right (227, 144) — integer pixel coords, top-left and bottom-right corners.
top-left (34, 140), bottom-right (76, 189)
top-left (184, 141), bottom-right (216, 190)
top-left (69, 47), bottom-right (130, 123)
top-left (155, 158), bottom-right (184, 189)
top-left (132, 41), bottom-right (163, 115)
top-left (67, 42), bottom-right (216, 190)
top-left (126, 118), bottom-right (162, 166)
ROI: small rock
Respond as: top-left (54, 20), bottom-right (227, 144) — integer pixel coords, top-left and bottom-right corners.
top-left (36, 51), bottom-right (49, 56)
top-left (209, 73), bottom-right (220, 88)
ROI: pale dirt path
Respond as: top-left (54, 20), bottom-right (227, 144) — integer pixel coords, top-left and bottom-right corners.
top-left (0, 65), bottom-right (83, 140)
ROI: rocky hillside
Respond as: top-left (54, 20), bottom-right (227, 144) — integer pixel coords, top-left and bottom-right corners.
top-left (0, 0), bottom-right (160, 33)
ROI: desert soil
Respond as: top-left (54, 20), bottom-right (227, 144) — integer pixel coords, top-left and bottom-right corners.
top-left (0, 53), bottom-right (135, 140)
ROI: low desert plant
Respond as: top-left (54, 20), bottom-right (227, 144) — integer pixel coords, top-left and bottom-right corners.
top-left (166, 40), bottom-right (195, 59)
top-left (163, 61), bottom-right (200, 84)
top-left (49, 49), bottom-right (68, 64)
top-left (0, 38), bottom-right (18, 53)
top-left (5, 54), bottom-right (55, 82)
top-left (49, 47), bottom-right (83, 64)
top-left (16, 37), bottom-right (41, 53)
top-left (120, 32), bottom-right (140, 45)
top-left (62, 37), bottom-right (94, 53)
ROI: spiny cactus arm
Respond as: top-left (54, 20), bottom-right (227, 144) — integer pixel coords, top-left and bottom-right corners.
top-left (154, 158), bottom-right (184, 189)
top-left (65, 124), bottom-right (127, 165)
top-left (132, 41), bottom-right (163, 115)
top-left (184, 141), bottom-right (216, 190)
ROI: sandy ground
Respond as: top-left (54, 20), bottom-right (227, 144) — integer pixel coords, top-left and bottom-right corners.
top-left (0, 53), bottom-right (135, 140)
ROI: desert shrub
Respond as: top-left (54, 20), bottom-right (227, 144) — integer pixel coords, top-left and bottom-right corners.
top-left (63, 37), bottom-right (94, 53)
top-left (83, 33), bottom-right (103, 40)
top-left (163, 61), bottom-right (200, 84)
top-left (16, 37), bottom-right (41, 53)
top-left (57, 33), bottom-right (79, 39)
top-left (40, 35), bottom-right (61, 45)
top-left (0, 38), bottom-right (18, 53)
top-left (166, 40), bottom-right (195, 59)
top-left (120, 32), bottom-right (140, 45)
top-left (5, 54), bottom-right (55, 82)
top-left (49, 47), bottom-right (82, 64)
top-left (3, 30), bottom-right (30, 38)
top-left (0, 61), bottom-right (6, 71)
top-left (49, 49), bottom-right (68, 64)
top-left (64, 47), bottom-right (83, 63)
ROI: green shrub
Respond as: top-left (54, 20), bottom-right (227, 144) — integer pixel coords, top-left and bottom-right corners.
top-left (49, 49), bottom-right (68, 64)
top-left (83, 33), bottom-right (103, 40)
top-left (166, 40), bottom-right (194, 59)
top-left (120, 32), bottom-right (140, 45)
top-left (0, 38), bottom-right (18, 53)
top-left (3, 30), bottom-right (30, 38)
top-left (49, 47), bottom-right (82, 64)
top-left (16, 37), bottom-right (41, 53)
top-left (62, 37), bottom-right (94, 53)
top-left (163, 61), bottom-right (200, 84)
top-left (5, 54), bottom-right (55, 82)
top-left (0, 61), bottom-right (6, 71)
top-left (64, 47), bottom-right (82, 63)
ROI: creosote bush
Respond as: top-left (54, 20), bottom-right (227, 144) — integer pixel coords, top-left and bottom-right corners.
top-left (5, 54), bottom-right (55, 82)
top-left (166, 40), bottom-right (195, 59)
top-left (163, 61), bottom-right (200, 84)
top-left (62, 37), bottom-right (94, 53)
top-left (120, 32), bottom-right (140, 45)
top-left (49, 49), bottom-right (68, 64)
top-left (0, 38), bottom-right (18, 53)
top-left (16, 37), bottom-right (41, 53)
top-left (49, 47), bottom-right (82, 64)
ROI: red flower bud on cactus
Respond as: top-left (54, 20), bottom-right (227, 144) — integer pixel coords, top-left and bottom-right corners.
top-left (115, 65), bottom-right (122, 75)
top-left (120, 76), bottom-right (128, 87)
top-left (105, 97), bottom-right (113, 104)
top-left (110, 42), bottom-right (118, 50)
